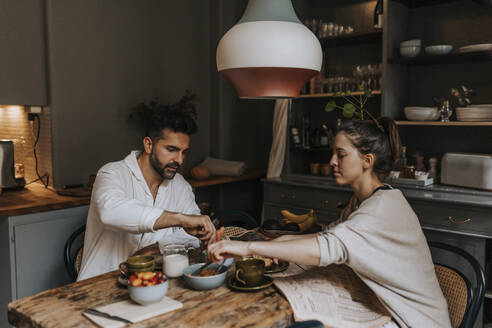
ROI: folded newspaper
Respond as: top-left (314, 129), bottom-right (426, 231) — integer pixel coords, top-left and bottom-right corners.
top-left (273, 264), bottom-right (391, 328)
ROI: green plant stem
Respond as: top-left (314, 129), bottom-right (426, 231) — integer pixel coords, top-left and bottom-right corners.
top-left (341, 96), bottom-right (360, 110)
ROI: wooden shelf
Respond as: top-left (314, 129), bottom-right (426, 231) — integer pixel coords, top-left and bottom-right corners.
top-left (396, 121), bottom-right (492, 126)
top-left (297, 90), bottom-right (382, 99)
top-left (187, 168), bottom-right (266, 188)
top-left (392, 0), bottom-right (462, 8)
top-left (389, 50), bottom-right (492, 66)
top-left (320, 31), bottom-right (382, 47)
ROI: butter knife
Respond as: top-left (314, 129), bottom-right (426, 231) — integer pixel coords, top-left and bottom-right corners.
top-left (84, 308), bottom-right (132, 324)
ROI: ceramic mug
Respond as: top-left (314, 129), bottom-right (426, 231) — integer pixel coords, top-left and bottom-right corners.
top-left (235, 259), bottom-right (265, 287)
top-left (119, 255), bottom-right (155, 277)
top-left (309, 163), bottom-right (320, 175)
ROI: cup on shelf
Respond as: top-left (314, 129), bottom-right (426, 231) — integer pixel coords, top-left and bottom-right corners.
top-left (320, 164), bottom-right (332, 176)
top-left (309, 163), bottom-right (320, 175)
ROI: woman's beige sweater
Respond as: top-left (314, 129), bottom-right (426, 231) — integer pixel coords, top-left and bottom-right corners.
top-left (317, 189), bottom-right (451, 328)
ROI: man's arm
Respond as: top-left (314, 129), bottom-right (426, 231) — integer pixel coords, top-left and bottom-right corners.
top-left (153, 211), bottom-right (216, 246)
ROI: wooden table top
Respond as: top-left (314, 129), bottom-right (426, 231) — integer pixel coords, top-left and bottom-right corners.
top-left (8, 270), bottom-right (293, 328)
top-left (0, 168), bottom-right (266, 217)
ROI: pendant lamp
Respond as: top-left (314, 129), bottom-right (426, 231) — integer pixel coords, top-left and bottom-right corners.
top-left (216, 0), bottom-right (323, 99)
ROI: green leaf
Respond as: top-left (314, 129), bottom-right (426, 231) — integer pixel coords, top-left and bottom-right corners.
top-left (354, 111), bottom-right (363, 119)
top-left (345, 90), bottom-right (352, 96)
top-left (358, 84), bottom-right (364, 91)
top-left (334, 91), bottom-right (342, 97)
top-left (342, 103), bottom-right (356, 118)
top-left (364, 89), bottom-right (373, 98)
top-left (325, 101), bottom-right (337, 112)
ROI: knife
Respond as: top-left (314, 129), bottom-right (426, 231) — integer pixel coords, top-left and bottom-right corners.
top-left (84, 308), bottom-right (132, 324)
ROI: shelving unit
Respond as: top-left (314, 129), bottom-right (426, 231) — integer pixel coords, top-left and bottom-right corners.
top-left (396, 121), bottom-right (492, 126)
top-left (297, 90), bottom-right (382, 99)
top-left (389, 50), bottom-right (492, 66)
top-left (320, 31), bottom-right (382, 47)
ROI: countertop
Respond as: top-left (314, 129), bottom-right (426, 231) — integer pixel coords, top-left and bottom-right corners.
top-left (0, 168), bottom-right (266, 217)
top-left (0, 184), bottom-right (90, 217)
top-left (264, 174), bottom-right (492, 208)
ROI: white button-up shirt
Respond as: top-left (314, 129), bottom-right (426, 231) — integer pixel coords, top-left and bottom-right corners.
top-left (77, 151), bottom-right (200, 280)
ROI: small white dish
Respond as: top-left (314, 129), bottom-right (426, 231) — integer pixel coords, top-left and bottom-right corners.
top-left (459, 43), bottom-right (492, 53)
top-left (425, 45), bottom-right (453, 55)
top-left (400, 46), bottom-right (421, 58)
top-left (128, 280), bottom-right (169, 305)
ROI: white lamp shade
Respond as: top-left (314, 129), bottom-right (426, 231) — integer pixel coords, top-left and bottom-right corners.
top-left (216, 2), bottom-right (322, 98)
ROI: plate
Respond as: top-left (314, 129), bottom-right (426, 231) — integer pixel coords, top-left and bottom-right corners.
top-left (265, 260), bottom-right (289, 274)
top-left (459, 43), bottom-right (492, 53)
top-left (228, 275), bottom-right (273, 292)
top-left (117, 275), bottom-right (128, 287)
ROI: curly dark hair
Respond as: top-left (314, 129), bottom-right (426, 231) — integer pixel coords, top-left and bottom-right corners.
top-left (131, 90), bottom-right (198, 141)
top-left (338, 117), bottom-right (401, 179)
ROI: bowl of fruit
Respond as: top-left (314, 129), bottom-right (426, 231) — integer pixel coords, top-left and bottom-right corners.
top-left (128, 271), bottom-right (168, 305)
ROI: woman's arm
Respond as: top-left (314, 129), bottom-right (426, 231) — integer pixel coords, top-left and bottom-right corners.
top-left (207, 237), bottom-right (321, 266)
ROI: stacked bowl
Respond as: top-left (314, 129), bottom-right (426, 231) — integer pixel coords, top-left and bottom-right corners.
top-left (456, 105), bottom-right (492, 121)
top-left (400, 39), bottom-right (421, 58)
top-left (404, 106), bottom-right (440, 121)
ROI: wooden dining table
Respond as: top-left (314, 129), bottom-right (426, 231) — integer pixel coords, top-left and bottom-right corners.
top-left (8, 267), bottom-right (294, 328)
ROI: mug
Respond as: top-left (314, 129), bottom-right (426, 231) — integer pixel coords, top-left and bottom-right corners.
top-left (235, 259), bottom-right (265, 287)
top-left (119, 255), bottom-right (155, 277)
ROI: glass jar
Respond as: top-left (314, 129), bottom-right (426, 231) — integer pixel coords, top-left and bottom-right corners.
top-left (162, 244), bottom-right (189, 278)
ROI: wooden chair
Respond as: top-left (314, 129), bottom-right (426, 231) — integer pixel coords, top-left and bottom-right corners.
top-left (64, 224), bottom-right (86, 282)
top-left (429, 241), bottom-right (485, 328)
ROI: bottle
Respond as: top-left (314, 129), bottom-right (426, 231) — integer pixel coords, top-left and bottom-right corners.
top-left (374, 0), bottom-right (383, 30)
top-left (399, 146), bottom-right (408, 171)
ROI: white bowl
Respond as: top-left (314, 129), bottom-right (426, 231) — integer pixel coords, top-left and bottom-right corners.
top-left (128, 279), bottom-right (168, 305)
top-left (425, 45), bottom-right (453, 55)
top-left (404, 107), bottom-right (440, 121)
top-left (400, 39), bottom-right (421, 47)
top-left (183, 260), bottom-right (232, 291)
top-left (400, 46), bottom-right (421, 58)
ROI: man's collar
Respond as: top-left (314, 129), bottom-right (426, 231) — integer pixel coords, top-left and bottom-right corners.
top-left (124, 150), bottom-right (170, 187)
top-left (124, 150), bottom-right (146, 182)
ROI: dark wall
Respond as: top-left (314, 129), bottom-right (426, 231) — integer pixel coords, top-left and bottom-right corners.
top-left (47, 0), bottom-right (155, 187)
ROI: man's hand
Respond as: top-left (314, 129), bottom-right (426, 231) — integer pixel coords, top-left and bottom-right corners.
top-left (179, 214), bottom-right (216, 246)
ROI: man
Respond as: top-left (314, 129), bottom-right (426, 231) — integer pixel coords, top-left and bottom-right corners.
top-left (77, 106), bottom-right (216, 280)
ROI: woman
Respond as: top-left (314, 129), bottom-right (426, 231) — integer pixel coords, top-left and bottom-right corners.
top-left (208, 118), bottom-right (451, 328)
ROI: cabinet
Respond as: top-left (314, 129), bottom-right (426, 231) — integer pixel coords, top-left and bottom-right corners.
top-left (0, 205), bottom-right (88, 327)
top-left (0, 0), bottom-right (48, 105)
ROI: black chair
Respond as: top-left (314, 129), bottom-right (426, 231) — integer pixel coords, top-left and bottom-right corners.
top-left (429, 241), bottom-right (485, 328)
top-left (211, 210), bottom-right (258, 229)
top-left (64, 224), bottom-right (86, 282)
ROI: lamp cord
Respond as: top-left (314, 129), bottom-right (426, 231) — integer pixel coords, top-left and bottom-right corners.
top-left (30, 114), bottom-right (49, 188)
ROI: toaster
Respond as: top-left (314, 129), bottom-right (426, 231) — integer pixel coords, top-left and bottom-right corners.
top-left (441, 152), bottom-right (492, 190)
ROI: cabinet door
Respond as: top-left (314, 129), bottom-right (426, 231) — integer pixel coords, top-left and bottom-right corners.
top-left (0, 0), bottom-right (47, 105)
top-left (11, 206), bottom-right (88, 299)
top-left (264, 183), bottom-right (352, 214)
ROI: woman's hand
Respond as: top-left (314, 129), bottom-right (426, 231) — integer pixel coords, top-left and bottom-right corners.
top-left (207, 240), bottom-right (251, 262)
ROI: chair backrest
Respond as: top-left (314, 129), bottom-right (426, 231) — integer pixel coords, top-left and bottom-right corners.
top-left (64, 224), bottom-right (86, 282)
top-left (211, 210), bottom-right (258, 230)
top-left (429, 241), bottom-right (485, 328)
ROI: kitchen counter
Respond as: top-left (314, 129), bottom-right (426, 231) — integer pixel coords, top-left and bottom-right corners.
top-left (0, 184), bottom-right (90, 217)
top-left (266, 175), bottom-right (492, 208)
top-left (0, 169), bottom-right (267, 217)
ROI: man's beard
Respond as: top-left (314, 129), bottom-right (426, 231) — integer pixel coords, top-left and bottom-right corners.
top-left (150, 150), bottom-right (180, 179)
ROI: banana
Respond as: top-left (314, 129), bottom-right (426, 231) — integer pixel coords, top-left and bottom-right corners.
top-left (297, 215), bottom-right (315, 233)
top-left (281, 209), bottom-right (315, 223)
